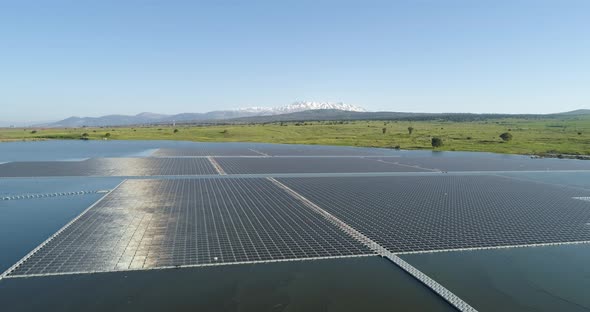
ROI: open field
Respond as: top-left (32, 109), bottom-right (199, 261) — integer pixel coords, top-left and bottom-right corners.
top-left (1, 116), bottom-right (589, 156)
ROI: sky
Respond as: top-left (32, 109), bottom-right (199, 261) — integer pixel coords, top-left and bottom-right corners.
top-left (1, 0), bottom-right (589, 122)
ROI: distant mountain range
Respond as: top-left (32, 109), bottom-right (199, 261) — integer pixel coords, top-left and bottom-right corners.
top-left (222, 110), bottom-right (586, 124)
top-left (556, 109), bottom-right (590, 116)
top-left (38, 102), bottom-right (366, 127)
top-left (29, 103), bottom-right (590, 128)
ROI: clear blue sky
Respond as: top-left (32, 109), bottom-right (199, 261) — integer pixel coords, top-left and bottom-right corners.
top-left (1, 0), bottom-right (589, 122)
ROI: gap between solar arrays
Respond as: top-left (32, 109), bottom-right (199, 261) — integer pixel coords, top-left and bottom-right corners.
top-left (248, 148), bottom-right (270, 157)
top-left (207, 156), bottom-right (226, 175)
top-left (394, 240), bottom-right (590, 255)
top-left (1, 190), bottom-right (110, 201)
top-left (365, 157), bottom-right (440, 172)
top-left (267, 177), bottom-right (478, 312)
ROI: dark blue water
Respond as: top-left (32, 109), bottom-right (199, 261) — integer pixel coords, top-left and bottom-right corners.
top-left (0, 177), bottom-right (122, 196)
top-left (0, 256), bottom-right (455, 312)
top-left (1, 140), bottom-right (590, 312)
top-left (0, 139), bottom-right (549, 162)
top-left (0, 195), bottom-right (103, 272)
top-left (0, 178), bottom-right (122, 271)
top-left (0, 140), bottom-right (166, 161)
top-left (403, 244), bottom-right (590, 312)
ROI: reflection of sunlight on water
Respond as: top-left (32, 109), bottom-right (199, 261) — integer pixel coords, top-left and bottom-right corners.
top-left (91, 158), bottom-right (150, 176)
top-left (102, 180), bottom-right (169, 270)
top-left (0, 177), bottom-right (123, 197)
top-left (132, 149), bottom-right (160, 157)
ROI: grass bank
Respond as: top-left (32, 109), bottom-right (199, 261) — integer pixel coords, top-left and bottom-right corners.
top-left (1, 116), bottom-right (589, 156)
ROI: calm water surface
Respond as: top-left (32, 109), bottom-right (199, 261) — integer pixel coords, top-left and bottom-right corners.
top-left (0, 256), bottom-right (455, 312)
top-left (403, 244), bottom-right (590, 312)
top-left (2, 140), bottom-right (590, 311)
top-left (0, 178), bottom-right (122, 271)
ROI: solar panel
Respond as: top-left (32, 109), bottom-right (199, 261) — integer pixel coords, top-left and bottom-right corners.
top-left (215, 157), bottom-right (429, 174)
top-left (254, 145), bottom-right (399, 156)
top-left (278, 175), bottom-right (590, 253)
top-left (0, 158), bottom-right (217, 177)
top-left (7, 178), bottom-right (370, 276)
top-left (372, 156), bottom-right (590, 172)
top-left (153, 147), bottom-right (262, 157)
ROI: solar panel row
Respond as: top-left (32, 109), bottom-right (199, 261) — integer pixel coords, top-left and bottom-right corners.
top-left (215, 157), bottom-right (429, 174)
top-left (8, 178), bottom-right (371, 276)
top-left (153, 145), bottom-right (399, 157)
top-left (368, 156), bottom-right (590, 172)
top-left (153, 147), bottom-right (261, 157)
top-left (0, 158), bottom-right (217, 177)
top-left (278, 175), bottom-right (590, 253)
top-left (2, 155), bottom-right (590, 178)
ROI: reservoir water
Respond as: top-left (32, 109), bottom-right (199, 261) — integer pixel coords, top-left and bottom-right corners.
top-left (1, 140), bottom-right (590, 311)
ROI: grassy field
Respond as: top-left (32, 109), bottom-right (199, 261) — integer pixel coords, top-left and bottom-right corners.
top-left (1, 116), bottom-right (589, 156)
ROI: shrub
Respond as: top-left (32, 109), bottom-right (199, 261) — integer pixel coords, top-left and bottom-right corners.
top-left (499, 132), bottom-right (513, 141)
top-left (408, 126), bottom-right (414, 135)
top-left (173, 129), bottom-right (179, 133)
top-left (431, 137), bottom-right (443, 148)
top-left (382, 127), bottom-right (387, 134)
top-left (104, 133), bottom-right (111, 138)
top-left (31, 130), bottom-right (37, 134)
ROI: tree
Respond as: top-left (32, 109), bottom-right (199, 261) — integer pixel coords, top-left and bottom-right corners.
top-left (173, 129), bottom-right (179, 133)
top-left (408, 126), bottom-right (414, 135)
top-left (431, 137), bottom-right (443, 148)
top-left (499, 132), bottom-right (513, 141)
top-left (382, 127), bottom-right (387, 134)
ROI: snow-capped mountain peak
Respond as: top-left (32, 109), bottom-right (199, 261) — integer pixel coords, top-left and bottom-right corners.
top-left (238, 102), bottom-right (366, 115)
top-left (40, 102), bottom-right (367, 127)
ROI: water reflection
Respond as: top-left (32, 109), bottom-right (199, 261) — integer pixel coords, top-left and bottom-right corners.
top-left (403, 244), bottom-right (590, 311)
top-left (0, 257), bottom-right (455, 312)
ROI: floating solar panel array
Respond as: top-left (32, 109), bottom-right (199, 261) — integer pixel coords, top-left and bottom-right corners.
top-left (0, 158), bottom-right (217, 177)
top-left (252, 145), bottom-right (399, 156)
top-left (153, 147), bottom-right (262, 157)
top-left (278, 175), bottom-right (590, 253)
top-left (215, 157), bottom-right (429, 174)
top-left (370, 156), bottom-right (590, 172)
top-left (6, 179), bottom-right (371, 277)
